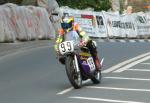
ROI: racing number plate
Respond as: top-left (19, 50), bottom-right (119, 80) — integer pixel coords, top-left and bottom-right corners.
top-left (59, 41), bottom-right (74, 55)
top-left (87, 57), bottom-right (95, 72)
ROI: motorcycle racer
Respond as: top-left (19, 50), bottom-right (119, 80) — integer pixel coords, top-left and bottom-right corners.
top-left (54, 14), bottom-right (101, 71)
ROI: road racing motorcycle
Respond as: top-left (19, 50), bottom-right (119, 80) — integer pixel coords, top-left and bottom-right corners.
top-left (58, 40), bottom-right (104, 89)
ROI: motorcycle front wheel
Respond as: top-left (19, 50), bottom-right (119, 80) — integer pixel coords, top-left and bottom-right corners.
top-left (65, 55), bottom-right (82, 89)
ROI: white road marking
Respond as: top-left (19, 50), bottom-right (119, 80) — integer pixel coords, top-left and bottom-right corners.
top-left (69, 96), bottom-right (143, 103)
top-left (120, 40), bottom-right (126, 43)
top-left (141, 63), bottom-right (150, 65)
top-left (147, 39), bottom-right (150, 42)
top-left (114, 55), bottom-right (150, 73)
top-left (130, 40), bottom-right (136, 42)
top-left (139, 40), bottom-right (145, 42)
top-left (127, 69), bottom-right (150, 72)
top-left (104, 77), bottom-right (150, 81)
top-left (86, 86), bottom-right (150, 92)
top-left (102, 52), bottom-right (150, 73)
top-left (57, 87), bottom-right (74, 95)
top-left (57, 79), bottom-right (90, 95)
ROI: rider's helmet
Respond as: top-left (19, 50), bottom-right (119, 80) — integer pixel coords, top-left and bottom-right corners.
top-left (61, 14), bottom-right (74, 32)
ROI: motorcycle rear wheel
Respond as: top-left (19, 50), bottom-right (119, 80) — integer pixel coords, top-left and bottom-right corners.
top-left (65, 56), bottom-right (82, 89)
top-left (91, 70), bottom-right (101, 84)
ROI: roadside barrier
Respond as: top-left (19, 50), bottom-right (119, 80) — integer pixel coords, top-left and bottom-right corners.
top-left (0, 3), bottom-right (55, 43)
top-left (60, 7), bottom-right (150, 38)
top-left (0, 4), bottom-right (150, 43)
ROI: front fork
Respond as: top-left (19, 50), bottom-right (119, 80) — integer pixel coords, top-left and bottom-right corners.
top-left (74, 55), bottom-right (80, 73)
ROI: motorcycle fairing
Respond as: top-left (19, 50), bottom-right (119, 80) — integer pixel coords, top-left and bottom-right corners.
top-left (78, 52), bottom-right (95, 75)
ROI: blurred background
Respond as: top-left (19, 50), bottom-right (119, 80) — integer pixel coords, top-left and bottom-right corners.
top-left (0, 0), bottom-right (150, 13)
top-left (0, 0), bottom-right (149, 43)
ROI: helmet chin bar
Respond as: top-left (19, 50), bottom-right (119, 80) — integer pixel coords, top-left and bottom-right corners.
top-left (63, 17), bottom-right (69, 23)
top-left (66, 27), bottom-right (73, 32)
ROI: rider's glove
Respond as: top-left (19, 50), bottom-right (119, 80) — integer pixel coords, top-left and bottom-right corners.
top-left (78, 40), bottom-right (87, 47)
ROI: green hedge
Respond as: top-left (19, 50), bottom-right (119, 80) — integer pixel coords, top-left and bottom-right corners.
top-left (56, 0), bottom-right (111, 11)
top-left (0, 0), bottom-right (111, 12)
top-left (0, 0), bottom-right (36, 5)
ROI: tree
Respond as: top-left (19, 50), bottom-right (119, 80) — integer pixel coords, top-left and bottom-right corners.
top-left (0, 0), bottom-right (23, 5)
top-left (56, 0), bottom-right (111, 11)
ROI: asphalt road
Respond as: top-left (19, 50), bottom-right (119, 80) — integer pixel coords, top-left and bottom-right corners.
top-left (1, 41), bottom-right (150, 103)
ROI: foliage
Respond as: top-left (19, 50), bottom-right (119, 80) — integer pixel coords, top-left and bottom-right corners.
top-left (0, 0), bottom-right (22, 5)
top-left (0, 0), bottom-right (111, 11)
top-left (0, 0), bottom-right (37, 5)
top-left (56, 0), bottom-right (111, 11)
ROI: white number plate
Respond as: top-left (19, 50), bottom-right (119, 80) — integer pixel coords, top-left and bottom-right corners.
top-left (87, 57), bottom-right (95, 72)
top-left (58, 41), bottom-right (74, 55)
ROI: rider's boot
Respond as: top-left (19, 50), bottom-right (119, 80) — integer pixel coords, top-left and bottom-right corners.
top-left (94, 56), bottom-right (101, 71)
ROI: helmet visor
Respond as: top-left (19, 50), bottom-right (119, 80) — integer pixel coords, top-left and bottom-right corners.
top-left (61, 22), bottom-right (72, 30)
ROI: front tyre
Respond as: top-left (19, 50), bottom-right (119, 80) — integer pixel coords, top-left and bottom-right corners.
top-left (65, 55), bottom-right (82, 89)
top-left (91, 70), bottom-right (101, 84)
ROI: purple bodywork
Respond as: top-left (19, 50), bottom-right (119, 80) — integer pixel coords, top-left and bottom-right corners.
top-left (77, 54), bottom-right (95, 76)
